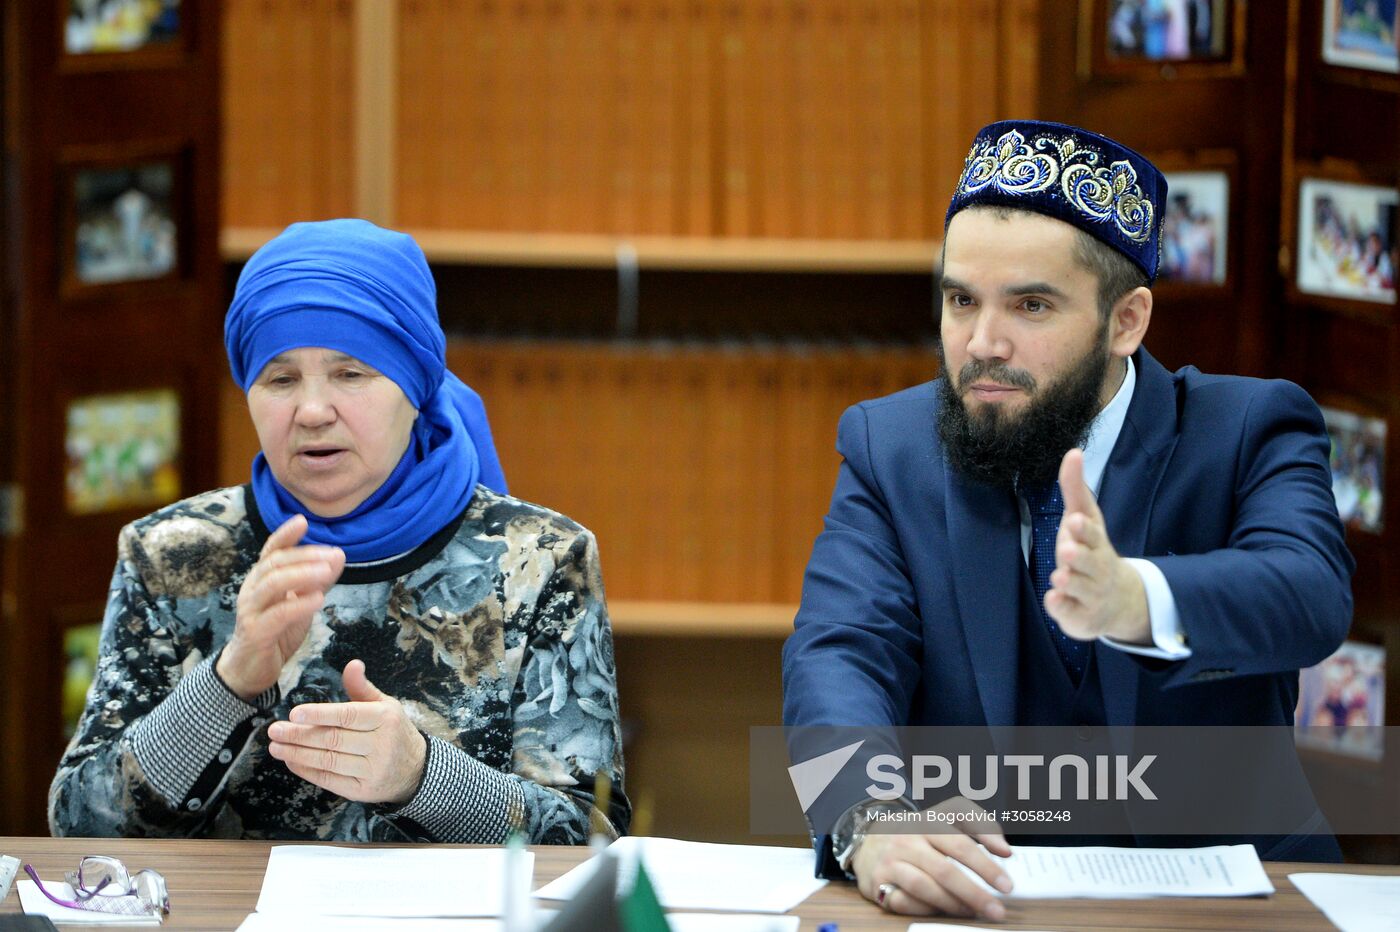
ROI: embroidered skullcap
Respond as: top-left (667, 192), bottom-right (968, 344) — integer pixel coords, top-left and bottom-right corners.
top-left (945, 120), bottom-right (1168, 282)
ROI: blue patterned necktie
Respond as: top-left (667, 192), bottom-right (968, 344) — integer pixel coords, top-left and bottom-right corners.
top-left (1022, 478), bottom-right (1089, 682)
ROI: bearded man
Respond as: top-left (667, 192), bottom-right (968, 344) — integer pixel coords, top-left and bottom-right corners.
top-left (782, 120), bottom-right (1354, 920)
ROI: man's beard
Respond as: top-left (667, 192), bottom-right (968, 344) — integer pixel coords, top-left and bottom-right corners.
top-left (936, 330), bottom-right (1114, 490)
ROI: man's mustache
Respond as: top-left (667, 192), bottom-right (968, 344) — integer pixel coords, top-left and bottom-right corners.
top-left (957, 360), bottom-right (1037, 392)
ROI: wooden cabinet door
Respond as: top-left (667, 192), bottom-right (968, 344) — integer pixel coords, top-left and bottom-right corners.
top-left (0, 1), bottom-right (222, 836)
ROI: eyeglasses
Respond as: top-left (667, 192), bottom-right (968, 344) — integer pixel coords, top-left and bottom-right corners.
top-left (24, 856), bottom-right (170, 917)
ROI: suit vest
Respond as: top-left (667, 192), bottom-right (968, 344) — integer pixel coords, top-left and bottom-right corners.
top-left (1013, 562), bottom-right (1136, 846)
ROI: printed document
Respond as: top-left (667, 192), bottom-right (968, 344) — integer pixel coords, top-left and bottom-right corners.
top-left (967, 844), bottom-right (1274, 898)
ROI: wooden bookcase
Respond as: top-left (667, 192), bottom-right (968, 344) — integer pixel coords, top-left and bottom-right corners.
top-left (1280, 0), bottom-right (1400, 864)
top-left (0, 2), bottom-right (225, 835)
top-left (1044, 0), bottom-right (1400, 863)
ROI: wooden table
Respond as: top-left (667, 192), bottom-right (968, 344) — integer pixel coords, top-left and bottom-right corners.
top-left (0, 836), bottom-right (1393, 931)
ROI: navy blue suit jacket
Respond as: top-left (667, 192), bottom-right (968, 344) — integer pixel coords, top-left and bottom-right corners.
top-left (783, 348), bottom-right (1354, 863)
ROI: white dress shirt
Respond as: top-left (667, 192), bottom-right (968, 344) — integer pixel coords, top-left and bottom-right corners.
top-left (1017, 356), bottom-right (1191, 660)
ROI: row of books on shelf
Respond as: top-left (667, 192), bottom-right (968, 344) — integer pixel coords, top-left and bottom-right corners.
top-left (445, 341), bottom-right (936, 603)
top-left (224, 0), bottom-right (1035, 241)
top-left (397, 0), bottom-right (944, 239)
top-left (222, 0), bottom-right (357, 225)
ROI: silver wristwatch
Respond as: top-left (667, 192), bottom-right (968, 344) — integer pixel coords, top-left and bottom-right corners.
top-left (831, 797), bottom-right (919, 877)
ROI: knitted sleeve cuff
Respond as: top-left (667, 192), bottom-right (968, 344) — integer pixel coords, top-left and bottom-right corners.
top-left (389, 734), bottom-right (526, 843)
top-left (128, 654), bottom-right (276, 808)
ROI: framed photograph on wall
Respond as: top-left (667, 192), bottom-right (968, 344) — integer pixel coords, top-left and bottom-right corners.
top-left (64, 388), bottom-right (182, 516)
top-left (1297, 178), bottom-right (1398, 305)
top-left (1081, 0), bottom-right (1246, 78)
top-left (1107, 0), bottom-right (1230, 60)
top-left (1321, 404), bottom-right (1387, 534)
top-left (1322, 0), bottom-right (1400, 73)
top-left (61, 150), bottom-right (185, 295)
top-left (65, 0), bottom-right (181, 56)
top-left (1296, 639), bottom-right (1386, 761)
top-left (1158, 171), bottom-right (1229, 285)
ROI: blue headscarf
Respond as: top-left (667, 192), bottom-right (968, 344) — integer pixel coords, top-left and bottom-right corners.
top-left (225, 219), bottom-right (507, 562)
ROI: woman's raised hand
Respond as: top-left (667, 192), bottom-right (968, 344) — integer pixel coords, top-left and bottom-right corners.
top-left (267, 659), bottom-right (429, 805)
top-left (216, 514), bottom-right (345, 701)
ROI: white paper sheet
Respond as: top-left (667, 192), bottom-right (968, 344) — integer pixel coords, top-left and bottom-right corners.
top-left (532, 837), bottom-right (826, 913)
top-left (665, 917), bottom-right (800, 932)
top-left (236, 912), bottom-right (797, 932)
top-left (17, 879), bottom-right (161, 925)
top-left (254, 845), bottom-right (533, 917)
top-left (964, 844), bottom-right (1274, 899)
top-left (909, 926), bottom-right (1055, 932)
top-left (1290, 872), bottom-right (1400, 931)
top-left (238, 919), bottom-right (502, 932)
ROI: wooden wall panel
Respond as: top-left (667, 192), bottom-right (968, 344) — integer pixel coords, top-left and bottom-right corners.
top-left (219, 341), bottom-right (940, 603)
top-left (226, 0), bottom-right (1042, 239)
top-left (222, 0), bottom-right (356, 227)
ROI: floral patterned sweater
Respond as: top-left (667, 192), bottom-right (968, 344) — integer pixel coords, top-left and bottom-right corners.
top-left (49, 484), bottom-right (629, 843)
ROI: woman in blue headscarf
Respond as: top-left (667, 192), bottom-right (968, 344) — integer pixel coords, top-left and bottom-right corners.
top-left (50, 220), bottom-right (629, 844)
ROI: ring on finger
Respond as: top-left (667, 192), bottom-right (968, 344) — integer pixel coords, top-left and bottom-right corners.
top-left (875, 881), bottom-right (899, 911)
